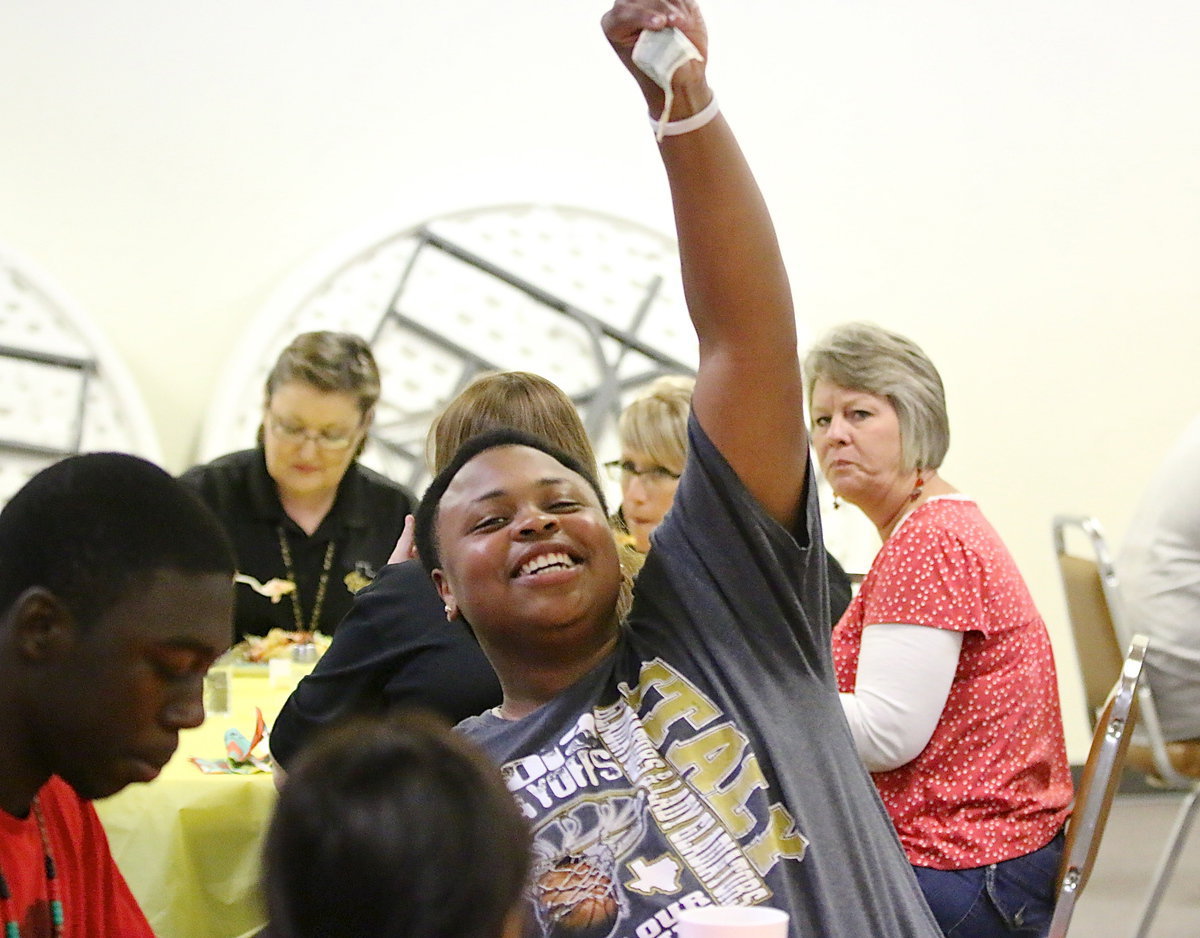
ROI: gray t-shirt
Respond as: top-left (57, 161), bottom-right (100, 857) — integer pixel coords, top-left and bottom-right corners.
top-left (1118, 414), bottom-right (1200, 740)
top-left (459, 417), bottom-right (941, 938)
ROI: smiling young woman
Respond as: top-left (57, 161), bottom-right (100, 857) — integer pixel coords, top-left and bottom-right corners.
top-left (422, 432), bottom-right (622, 717)
top-left (403, 5), bottom-right (944, 937)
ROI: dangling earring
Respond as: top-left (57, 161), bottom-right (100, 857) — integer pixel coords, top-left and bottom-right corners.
top-left (910, 473), bottom-right (926, 502)
top-left (832, 492), bottom-right (842, 510)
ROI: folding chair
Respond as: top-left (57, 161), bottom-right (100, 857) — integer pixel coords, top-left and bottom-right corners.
top-left (1048, 633), bottom-right (1146, 938)
top-left (1052, 514), bottom-right (1200, 937)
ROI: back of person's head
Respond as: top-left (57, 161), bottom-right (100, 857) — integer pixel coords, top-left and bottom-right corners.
top-left (618, 375), bottom-right (694, 475)
top-left (264, 710), bottom-right (532, 938)
top-left (0, 452), bottom-right (234, 629)
top-left (802, 321), bottom-right (950, 472)
top-left (264, 331), bottom-right (381, 417)
top-left (426, 371), bottom-right (596, 478)
top-left (415, 428), bottom-right (606, 576)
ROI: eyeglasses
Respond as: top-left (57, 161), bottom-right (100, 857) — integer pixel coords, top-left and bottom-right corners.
top-left (267, 412), bottom-right (361, 451)
top-left (604, 460), bottom-right (681, 488)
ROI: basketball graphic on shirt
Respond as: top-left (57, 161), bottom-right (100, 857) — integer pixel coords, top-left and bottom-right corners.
top-left (534, 854), bottom-right (620, 938)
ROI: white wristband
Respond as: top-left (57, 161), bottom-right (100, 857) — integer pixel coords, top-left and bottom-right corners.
top-left (650, 94), bottom-right (719, 142)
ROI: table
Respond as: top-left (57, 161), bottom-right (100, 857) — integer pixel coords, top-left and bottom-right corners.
top-left (96, 665), bottom-right (300, 938)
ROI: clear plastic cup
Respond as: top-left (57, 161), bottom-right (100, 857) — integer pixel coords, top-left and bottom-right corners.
top-left (202, 665), bottom-right (232, 717)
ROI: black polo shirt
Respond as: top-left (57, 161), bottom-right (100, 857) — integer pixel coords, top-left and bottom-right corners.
top-left (180, 448), bottom-right (416, 644)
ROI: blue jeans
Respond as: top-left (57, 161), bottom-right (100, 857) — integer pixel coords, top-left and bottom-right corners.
top-left (913, 831), bottom-right (1065, 938)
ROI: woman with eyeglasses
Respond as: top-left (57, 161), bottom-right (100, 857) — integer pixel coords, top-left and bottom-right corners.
top-left (608, 374), bottom-right (853, 623)
top-left (181, 331), bottom-right (416, 644)
top-left (607, 375), bottom-right (693, 554)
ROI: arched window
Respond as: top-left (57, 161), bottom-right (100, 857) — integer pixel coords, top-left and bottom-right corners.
top-left (0, 244), bottom-right (161, 506)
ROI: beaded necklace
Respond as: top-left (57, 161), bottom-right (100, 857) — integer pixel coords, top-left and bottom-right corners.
top-left (0, 796), bottom-right (64, 937)
top-left (276, 526), bottom-right (335, 633)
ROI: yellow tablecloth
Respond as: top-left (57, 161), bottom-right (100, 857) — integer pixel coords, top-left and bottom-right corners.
top-left (95, 667), bottom-right (298, 938)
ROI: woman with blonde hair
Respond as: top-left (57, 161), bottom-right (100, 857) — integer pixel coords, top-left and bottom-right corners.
top-left (609, 373), bottom-right (852, 621)
top-left (608, 375), bottom-right (694, 553)
top-left (269, 370), bottom-right (603, 769)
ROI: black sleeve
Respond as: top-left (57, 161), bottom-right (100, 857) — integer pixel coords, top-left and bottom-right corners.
top-left (269, 560), bottom-right (502, 767)
top-left (824, 549), bottom-right (853, 627)
top-left (177, 463), bottom-right (211, 500)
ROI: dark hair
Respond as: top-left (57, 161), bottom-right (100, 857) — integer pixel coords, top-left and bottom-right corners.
top-left (0, 452), bottom-right (235, 628)
top-left (263, 710), bottom-right (532, 938)
top-left (414, 428), bottom-right (607, 575)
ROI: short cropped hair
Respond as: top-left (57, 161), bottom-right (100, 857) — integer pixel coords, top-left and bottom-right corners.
top-left (427, 371), bottom-right (596, 478)
top-left (803, 322), bottom-right (950, 472)
top-left (415, 428), bottom-right (607, 576)
top-left (0, 452), bottom-right (235, 629)
top-left (264, 331), bottom-right (381, 417)
top-left (264, 710), bottom-right (532, 938)
top-left (618, 375), bottom-right (694, 475)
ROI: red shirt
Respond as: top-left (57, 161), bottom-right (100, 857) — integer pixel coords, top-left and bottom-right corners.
top-left (0, 776), bottom-right (153, 938)
top-left (832, 497), bottom-right (1073, 869)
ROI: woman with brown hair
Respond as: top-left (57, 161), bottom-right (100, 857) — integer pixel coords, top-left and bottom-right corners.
top-left (181, 331), bottom-right (416, 644)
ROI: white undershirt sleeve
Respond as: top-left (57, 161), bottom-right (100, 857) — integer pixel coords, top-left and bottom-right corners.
top-left (838, 623), bottom-right (964, 773)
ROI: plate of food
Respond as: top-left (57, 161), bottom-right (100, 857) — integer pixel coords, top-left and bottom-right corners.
top-left (221, 629), bottom-right (333, 670)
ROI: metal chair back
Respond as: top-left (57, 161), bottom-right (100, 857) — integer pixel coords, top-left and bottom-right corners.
top-left (1047, 635), bottom-right (1146, 938)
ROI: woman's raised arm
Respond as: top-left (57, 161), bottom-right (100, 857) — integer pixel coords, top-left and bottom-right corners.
top-left (602, 0), bottom-right (808, 527)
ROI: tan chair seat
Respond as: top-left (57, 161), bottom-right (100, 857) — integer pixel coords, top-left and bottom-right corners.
top-left (1127, 739), bottom-right (1200, 782)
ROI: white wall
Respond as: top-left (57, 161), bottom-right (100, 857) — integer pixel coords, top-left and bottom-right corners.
top-left (3, 0), bottom-right (1199, 757)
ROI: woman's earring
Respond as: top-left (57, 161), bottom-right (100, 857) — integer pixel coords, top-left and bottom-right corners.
top-left (832, 493), bottom-right (842, 510)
